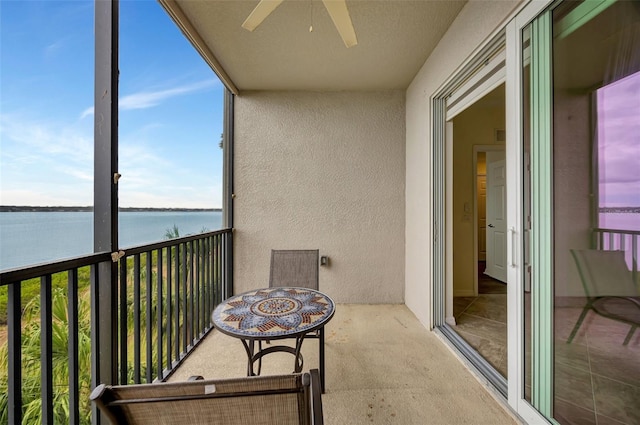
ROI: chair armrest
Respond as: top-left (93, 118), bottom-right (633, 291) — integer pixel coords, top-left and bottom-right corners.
top-left (310, 369), bottom-right (324, 425)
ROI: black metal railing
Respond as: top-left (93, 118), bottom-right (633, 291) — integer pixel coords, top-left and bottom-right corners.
top-left (0, 228), bottom-right (233, 424)
top-left (593, 227), bottom-right (639, 285)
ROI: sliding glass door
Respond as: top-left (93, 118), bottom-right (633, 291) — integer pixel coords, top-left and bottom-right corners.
top-left (510, 1), bottom-right (640, 423)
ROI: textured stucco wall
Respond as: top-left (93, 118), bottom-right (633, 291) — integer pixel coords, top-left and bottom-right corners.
top-left (405, 0), bottom-right (521, 327)
top-left (234, 91), bottom-right (405, 303)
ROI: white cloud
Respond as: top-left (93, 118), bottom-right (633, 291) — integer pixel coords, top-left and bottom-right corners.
top-left (0, 113), bottom-right (92, 162)
top-left (57, 166), bottom-right (93, 182)
top-left (0, 187), bottom-right (92, 207)
top-left (80, 106), bottom-right (94, 119)
top-left (119, 183), bottom-right (221, 209)
top-left (0, 113), bottom-right (94, 205)
top-left (79, 79), bottom-right (218, 119)
top-left (44, 40), bottom-right (65, 58)
top-left (2, 75), bottom-right (223, 208)
top-left (120, 80), bottom-right (216, 109)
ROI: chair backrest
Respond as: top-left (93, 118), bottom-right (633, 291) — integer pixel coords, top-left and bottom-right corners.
top-left (570, 249), bottom-right (638, 298)
top-left (270, 249), bottom-right (319, 289)
top-left (91, 371), bottom-right (323, 425)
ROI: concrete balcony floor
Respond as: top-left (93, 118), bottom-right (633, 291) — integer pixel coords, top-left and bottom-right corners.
top-left (169, 304), bottom-right (519, 424)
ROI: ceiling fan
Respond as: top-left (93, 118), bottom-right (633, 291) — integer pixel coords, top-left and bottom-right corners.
top-left (242, 0), bottom-right (358, 48)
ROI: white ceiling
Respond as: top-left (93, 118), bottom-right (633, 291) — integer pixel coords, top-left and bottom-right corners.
top-left (168, 0), bottom-right (467, 93)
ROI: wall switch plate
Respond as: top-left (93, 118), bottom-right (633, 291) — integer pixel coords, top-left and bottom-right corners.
top-left (320, 256), bottom-right (329, 266)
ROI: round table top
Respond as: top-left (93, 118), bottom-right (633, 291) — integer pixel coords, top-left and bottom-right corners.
top-left (212, 287), bottom-right (335, 340)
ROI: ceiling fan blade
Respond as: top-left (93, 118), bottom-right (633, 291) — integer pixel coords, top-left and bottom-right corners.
top-left (242, 0), bottom-right (285, 32)
top-left (322, 0), bottom-right (357, 48)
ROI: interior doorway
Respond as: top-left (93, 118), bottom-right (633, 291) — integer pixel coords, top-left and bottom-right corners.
top-left (449, 83), bottom-right (508, 378)
top-left (475, 145), bottom-right (507, 290)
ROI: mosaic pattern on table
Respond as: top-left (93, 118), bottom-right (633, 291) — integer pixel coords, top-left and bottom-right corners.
top-left (213, 288), bottom-right (334, 338)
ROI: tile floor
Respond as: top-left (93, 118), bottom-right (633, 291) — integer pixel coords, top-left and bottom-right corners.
top-left (451, 263), bottom-right (640, 425)
top-left (452, 269), bottom-right (508, 377)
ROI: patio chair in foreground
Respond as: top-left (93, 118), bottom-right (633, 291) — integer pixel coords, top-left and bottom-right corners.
top-left (568, 249), bottom-right (640, 345)
top-left (91, 369), bottom-right (323, 425)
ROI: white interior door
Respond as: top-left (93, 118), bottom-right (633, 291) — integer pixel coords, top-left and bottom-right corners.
top-left (485, 151), bottom-right (507, 282)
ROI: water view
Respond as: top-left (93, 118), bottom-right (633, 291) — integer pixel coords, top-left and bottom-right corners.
top-left (0, 210), bottom-right (223, 271)
top-left (599, 212), bottom-right (640, 231)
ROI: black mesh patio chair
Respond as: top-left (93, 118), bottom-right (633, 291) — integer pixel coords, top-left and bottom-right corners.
top-left (269, 249), bottom-right (328, 392)
top-left (270, 249), bottom-right (320, 289)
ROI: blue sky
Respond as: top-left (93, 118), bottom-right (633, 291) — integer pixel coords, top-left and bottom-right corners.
top-left (1, 0), bottom-right (225, 209)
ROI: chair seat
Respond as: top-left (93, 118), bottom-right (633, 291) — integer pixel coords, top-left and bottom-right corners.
top-left (91, 369), bottom-right (324, 425)
top-left (568, 249), bottom-right (640, 345)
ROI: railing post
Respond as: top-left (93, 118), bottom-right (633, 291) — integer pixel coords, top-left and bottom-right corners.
top-left (93, 0), bottom-right (119, 423)
top-left (7, 283), bottom-right (22, 425)
top-left (40, 275), bottom-right (54, 423)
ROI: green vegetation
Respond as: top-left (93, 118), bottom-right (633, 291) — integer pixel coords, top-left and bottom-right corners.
top-left (0, 268), bottom-right (91, 324)
top-left (0, 263), bottom-right (160, 424)
top-left (164, 224), bottom-right (210, 240)
top-left (0, 226), bottom-right (221, 424)
top-left (0, 286), bottom-right (93, 424)
top-left (164, 224), bottom-right (181, 240)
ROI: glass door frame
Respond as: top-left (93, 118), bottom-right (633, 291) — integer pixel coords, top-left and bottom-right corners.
top-left (431, 29), bottom-right (510, 397)
top-left (507, 0), bottom-right (556, 423)
top-left (431, 0), bottom-right (560, 423)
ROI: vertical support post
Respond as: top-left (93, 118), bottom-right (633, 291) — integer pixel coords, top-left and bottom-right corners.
top-left (223, 89), bottom-right (234, 230)
top-left (93, 1), bottom-right (119, 422)
top-left (223, 90), bottom-right (234, 298)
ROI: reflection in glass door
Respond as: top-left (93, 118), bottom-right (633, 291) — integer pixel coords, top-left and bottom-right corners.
top-left (551, 2), bottom-right (640, 423)
top-left (524, 1), bottom-right (640, 423)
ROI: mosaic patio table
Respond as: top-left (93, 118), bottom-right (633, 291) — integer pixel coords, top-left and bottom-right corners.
top-left (212, 287), bottom-right (335, 388)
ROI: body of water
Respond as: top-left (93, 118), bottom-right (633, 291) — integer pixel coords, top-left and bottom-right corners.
top-left (0, 211), bottom-right (223, 271)
top-left (599, 212), bottom-right (640, 231)
top-left (1, 211), bottom-right (637, 272)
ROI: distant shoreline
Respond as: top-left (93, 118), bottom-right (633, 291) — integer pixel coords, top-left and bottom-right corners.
top-left (0, 206), bottom-right (221, 213)
top-left (598, 207), bottom-right (640, 214)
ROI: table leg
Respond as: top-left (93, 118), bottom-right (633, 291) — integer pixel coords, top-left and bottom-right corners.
top-left (319, 327), bottom-right (325, 393)
top-left (257, 341), bottom-right (263, 375)
top-left (242, 337), bottom-right (307, 376)
top-left (293, 335), bottom-right (306, 373)
top-left (240, 339), bottom-right (256, 376)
